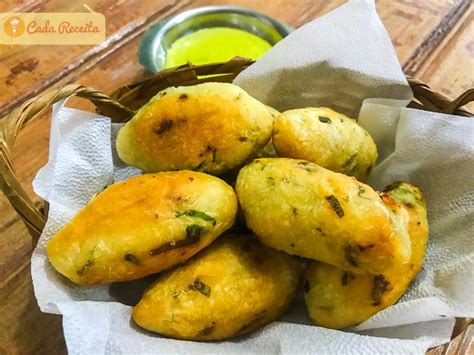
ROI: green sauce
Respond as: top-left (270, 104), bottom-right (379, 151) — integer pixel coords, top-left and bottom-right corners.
top-left (165, 27), bottom-right (272, 68)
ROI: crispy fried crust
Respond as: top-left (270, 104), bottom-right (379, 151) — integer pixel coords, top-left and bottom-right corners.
top-left (235, 158), bottom-right (411, 274)
top-left (46, 171), bottom-right (238, 285)
top-left (132, 235), bottom-right (302, 341)
top-left (304, 182), bottom-right (428, 329)
top-left (273, 107), bottom-right (377, 180)
top-left (116, 83), bottom-right (275, 175)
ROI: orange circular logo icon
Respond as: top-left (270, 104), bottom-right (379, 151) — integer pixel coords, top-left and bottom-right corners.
top-left (4, 16), bottom-right (26, 38)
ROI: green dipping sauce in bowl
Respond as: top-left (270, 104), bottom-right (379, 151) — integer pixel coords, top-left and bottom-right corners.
top-left (165, 27), bottom-right (273, 68)
top-left (139, 6), bottom-right (293, 72)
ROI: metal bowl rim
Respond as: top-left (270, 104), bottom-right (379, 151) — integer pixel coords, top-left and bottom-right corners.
top-left (140, 5), bottom-right (293, 72)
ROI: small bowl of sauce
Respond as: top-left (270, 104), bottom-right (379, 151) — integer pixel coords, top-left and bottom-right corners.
top-left (139, 6), bottom-right (293, 72)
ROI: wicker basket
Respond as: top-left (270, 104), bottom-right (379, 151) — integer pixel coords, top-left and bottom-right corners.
top-left (0, 57), bottom-right (472, 351)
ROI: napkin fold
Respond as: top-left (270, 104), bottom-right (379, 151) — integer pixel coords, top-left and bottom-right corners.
top-left (234, 0), bottom-right (413, 118)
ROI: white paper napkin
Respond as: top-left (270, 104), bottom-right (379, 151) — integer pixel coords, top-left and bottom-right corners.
top-left (233, 0), bottom-right (413, 118)
top-left (30, 0), bottom-right (473, 353)
top-left (358, 102), bottom-right (474, 321)
top-left (57, 302), bottom-right (451, 355)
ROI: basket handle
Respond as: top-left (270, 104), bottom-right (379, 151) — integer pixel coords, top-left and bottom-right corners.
top-left (443, 89), bottom-right (474, 115)
top-left (0, 84), bottom-right (134, 244)
top-left (407, 77), bottom-right (473, 117)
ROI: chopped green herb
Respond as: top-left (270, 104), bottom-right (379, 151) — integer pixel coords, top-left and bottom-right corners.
top-left (341, 272), bottom-right (349, 286)
top-left (304, 279), bottom-right (310, 293)
top-left (344, 246), bottom-right (358, 267)
top-left (150, 225), bottom-right (205, 255)
top-left (238, 136), bottom-right (248, 142)
top-left (176, 210), bottom-right (216, 225)
top-left (212, 148), bottom-right (217, 162)
top-left (319, 116), bottom-right (332, 124)
top-left (341, 271), bottom-right (356, 286)
top-left (179, 93), bottom-right (188, 100)
top-left (186, 224), bottom-right (206, 238)
top-left (199, 325), bottom-right (215, 336)
top-left (192, 278), bottom-right (211, 297)
top-left (155, 119), bottom-right (173, 135)
top-left (342, 154), bottom-right (357, 170)
top-left (194, 162), bottom-right (205, 171)
top-left (384, 182), bottom-right (422, 209)
top-left (358, 243), bottom-right (374, 251)
top-left (150, 236), bottom-right (198, 255)
top-left (267, 176), bottom-right (275, 186)
top-left (326, 195), bottom-right (344, 218)
top-left (298, 161), bottom-right (317, 172)
top-left (76, 259), bottom-right (93, 276)
top-left (372, 275), bottom-right (391, 306)
top-left (124, 253), bottom-right (140, 265)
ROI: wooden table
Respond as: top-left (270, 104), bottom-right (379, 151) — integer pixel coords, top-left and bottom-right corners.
top-left (0, 1), bottom-right (472, 354)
